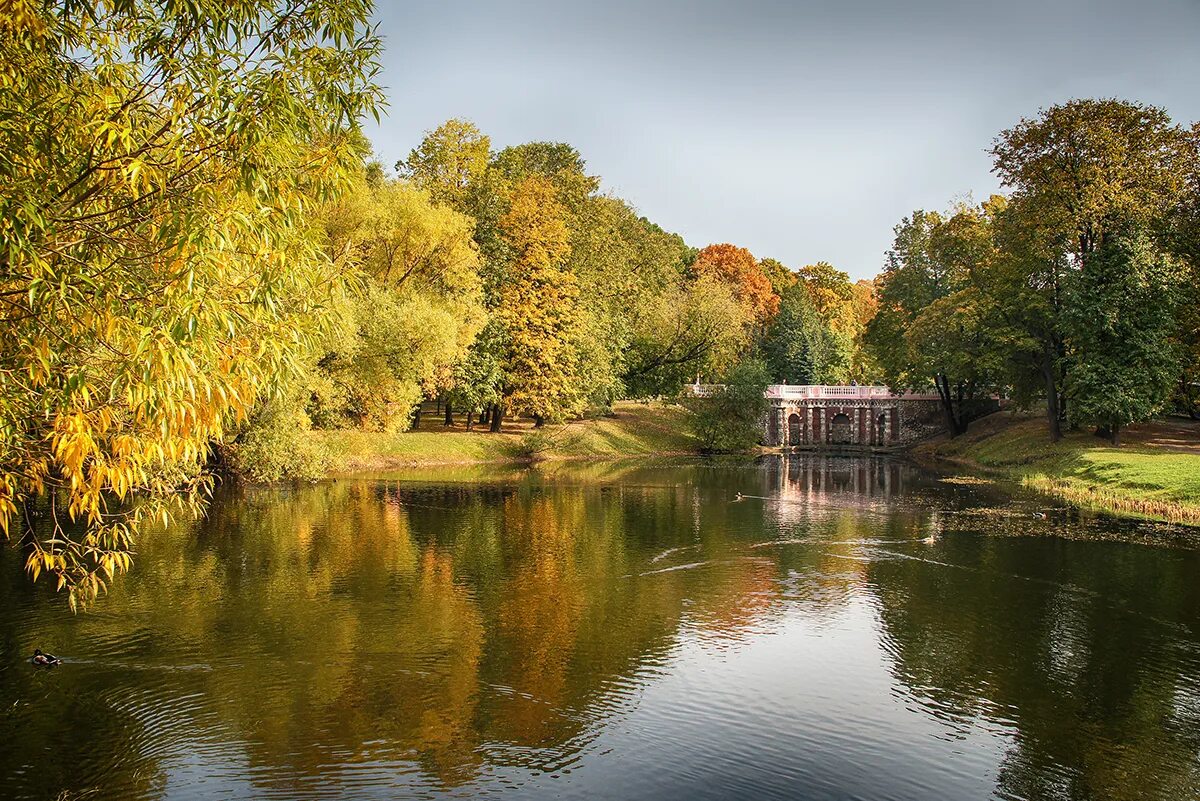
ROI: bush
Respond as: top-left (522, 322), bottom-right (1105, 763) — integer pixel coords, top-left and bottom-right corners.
top-left (516, 430), bottom-right (556, 461)
top-left (681, 359), bottom-right (770, 453)
top-left (225, 394), bottom-right (332, 482)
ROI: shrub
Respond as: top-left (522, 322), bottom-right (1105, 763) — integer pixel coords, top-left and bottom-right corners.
top-left (225, 395), bottom-right (332, 482)
top-left (681, 359), bottom-right (770, 453)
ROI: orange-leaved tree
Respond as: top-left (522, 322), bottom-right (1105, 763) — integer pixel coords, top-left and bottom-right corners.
top-left (692, 244), bottom-right (780, 325)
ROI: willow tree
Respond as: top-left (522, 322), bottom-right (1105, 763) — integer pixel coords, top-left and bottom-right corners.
top-left (311, 178), bottom-right (484, 431)
top-left (0, 1), bottom-right (383, 606)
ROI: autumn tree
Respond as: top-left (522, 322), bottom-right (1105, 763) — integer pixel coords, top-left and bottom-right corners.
top-left (494, 177), bottom-right (584, 427)
top-left (397, 119), bottom-right (492, 209)
top-left (692, 244), bottom-right (780, 326)
top-left (0, 0), bottom-right (382, 605)
top-left (849, 280), bottom-right (880, 381)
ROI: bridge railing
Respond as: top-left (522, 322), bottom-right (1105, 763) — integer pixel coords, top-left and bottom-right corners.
top-left (684, 384), bottom-right (942, 401)
top-left (765, 385), bottom-right (942, 401)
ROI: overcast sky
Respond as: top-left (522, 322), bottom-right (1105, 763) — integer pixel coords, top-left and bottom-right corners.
top-left (361, 0), bottom-right (1200, 280)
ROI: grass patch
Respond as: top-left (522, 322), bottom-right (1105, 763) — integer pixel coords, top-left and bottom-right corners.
top-left (311, 401), bottom-right (699, 472)
top-left (918, 412), bottom-right (1200, 524)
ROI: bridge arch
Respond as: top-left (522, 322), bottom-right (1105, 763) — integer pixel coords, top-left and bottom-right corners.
top-left (829, 413), bottom-right (853, 445)
top-left (787, 413), bottom-right (803, 446)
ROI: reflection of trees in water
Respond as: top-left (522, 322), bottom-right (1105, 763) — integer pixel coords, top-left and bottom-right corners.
top-left (1, 467), bottom-right (815, 795)
top-left (8, 462), bottom-right (1197, 800)
top-left (868, 536), bottom-right (1200, 801)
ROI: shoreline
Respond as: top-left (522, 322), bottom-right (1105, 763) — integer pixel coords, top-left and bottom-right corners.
top-left (913, 412), bottom-right (1200, 526)
top-left (299, 402), bottom-right (1200, 528)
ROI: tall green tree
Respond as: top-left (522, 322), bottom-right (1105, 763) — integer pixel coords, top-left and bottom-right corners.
top-left (397, 119), bottom-right (492, 209)
top-left (1063, 231), bottom-right (1181, 443)
top-left (989, 99), bottom-right (1194, 439)
top-left (866, 205), bottom-right (1000, 436)
top-left (761, 283), bottom-right (837, 385)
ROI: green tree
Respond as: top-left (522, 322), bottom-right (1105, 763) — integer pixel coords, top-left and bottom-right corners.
top-left (682, 359), bottom-right (770, 453)
top-left (0, 0), bottom-right (382, 605)
top-left (761, 283), bottom-right (835, 384)
top-left (989, 99), bottom-right (1194, 439)
top-left (866, 205), bottom-right (1000, 436)
top-left (758, 257), bottom-right (798, 295)
top-left (623, 277), bottom-right (749, 397)
top-left (1063, 231), bottom-right (1181, 443)
top-left (311, 177), bottom-right (484, 430)
top-left (398, 119), bottom-right (492, 208)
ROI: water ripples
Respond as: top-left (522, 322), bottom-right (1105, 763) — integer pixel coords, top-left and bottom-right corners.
top-left (3, 459), bottom-right (1200, 799)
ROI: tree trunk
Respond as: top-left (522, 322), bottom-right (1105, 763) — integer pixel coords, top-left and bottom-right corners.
top-left (412, 404), bottom-right (421, 430)
top-left (1183, 378), bottom-right (1200, 420)
top-left (489, 403), bottom-right (503, 432)
top-left (532, 414), bottom-right (544, 428)
top-left (444, 401), bottom-right (453, 427)
top-left (1041, 351), bottom-right (1062, 441)
top-left (479, 407), bottom-right (489, 425)
top-left (466, 410), bottom-right (474, 430)
top-left (934, 373), bottom-right (965, 438)
top-left (1109, 422), bottom-right (1121, 446)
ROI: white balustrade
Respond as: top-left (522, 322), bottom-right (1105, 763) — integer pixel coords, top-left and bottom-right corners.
top-left (693, 383), bottom-right (942, 401)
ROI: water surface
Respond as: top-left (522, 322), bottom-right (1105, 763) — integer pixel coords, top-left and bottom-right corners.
top-left (3, 457), bottom-right (1199, 800)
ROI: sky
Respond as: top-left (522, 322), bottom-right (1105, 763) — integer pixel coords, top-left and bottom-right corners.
top-left (361, 0), bottom-right (1200, 280)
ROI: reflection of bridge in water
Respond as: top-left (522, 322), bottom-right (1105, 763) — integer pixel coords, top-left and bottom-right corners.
top-left (764, 454), bottom-right (909, 498)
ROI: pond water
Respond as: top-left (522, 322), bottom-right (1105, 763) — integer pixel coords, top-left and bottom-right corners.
top-left (2, 456), bottom-right (1200, 801)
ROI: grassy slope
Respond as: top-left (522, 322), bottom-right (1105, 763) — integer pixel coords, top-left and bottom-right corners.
top-left (917, 411), bottom-right (1200, 523)
top-left (312, 401), bottom-right (699, 472)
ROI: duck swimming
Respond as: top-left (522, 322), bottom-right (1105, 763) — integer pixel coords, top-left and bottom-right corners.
top-left (31, 649), bottom-right (62, 667)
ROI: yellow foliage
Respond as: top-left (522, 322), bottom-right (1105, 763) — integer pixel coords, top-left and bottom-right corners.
top-left (0, 1), bottom-right (382, 606)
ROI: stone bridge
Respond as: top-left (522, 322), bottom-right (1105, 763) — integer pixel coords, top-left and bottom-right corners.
top-left (688, 384), bottom-right (952, 449)
top-left (761, 385), bottom-right (945, 449)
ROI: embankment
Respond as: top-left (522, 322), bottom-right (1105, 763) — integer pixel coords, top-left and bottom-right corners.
top-left (915, 411), bottom-right (1200, 524)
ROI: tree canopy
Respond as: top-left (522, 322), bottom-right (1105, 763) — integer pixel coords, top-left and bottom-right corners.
top-left (0, 0), bottom-right (383, 606)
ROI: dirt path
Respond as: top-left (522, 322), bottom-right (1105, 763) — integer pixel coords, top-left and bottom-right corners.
top-left (1119, 417), bottom-right (1200, 454)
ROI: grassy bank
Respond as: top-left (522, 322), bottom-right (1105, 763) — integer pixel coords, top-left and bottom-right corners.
top-left (311, 401), bottom-right (700, 472)
top-left (917, 411), bottom-right (1200, 524)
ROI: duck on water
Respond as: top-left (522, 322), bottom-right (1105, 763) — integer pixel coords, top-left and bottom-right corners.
top-left (31, 649), bottom-right (62, 667)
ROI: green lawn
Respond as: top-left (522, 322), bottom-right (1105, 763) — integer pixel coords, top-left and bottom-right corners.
top-left (311, 401), bottom-right (699, 472)
top-left (921, 412), bottom-right (1200, 523)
